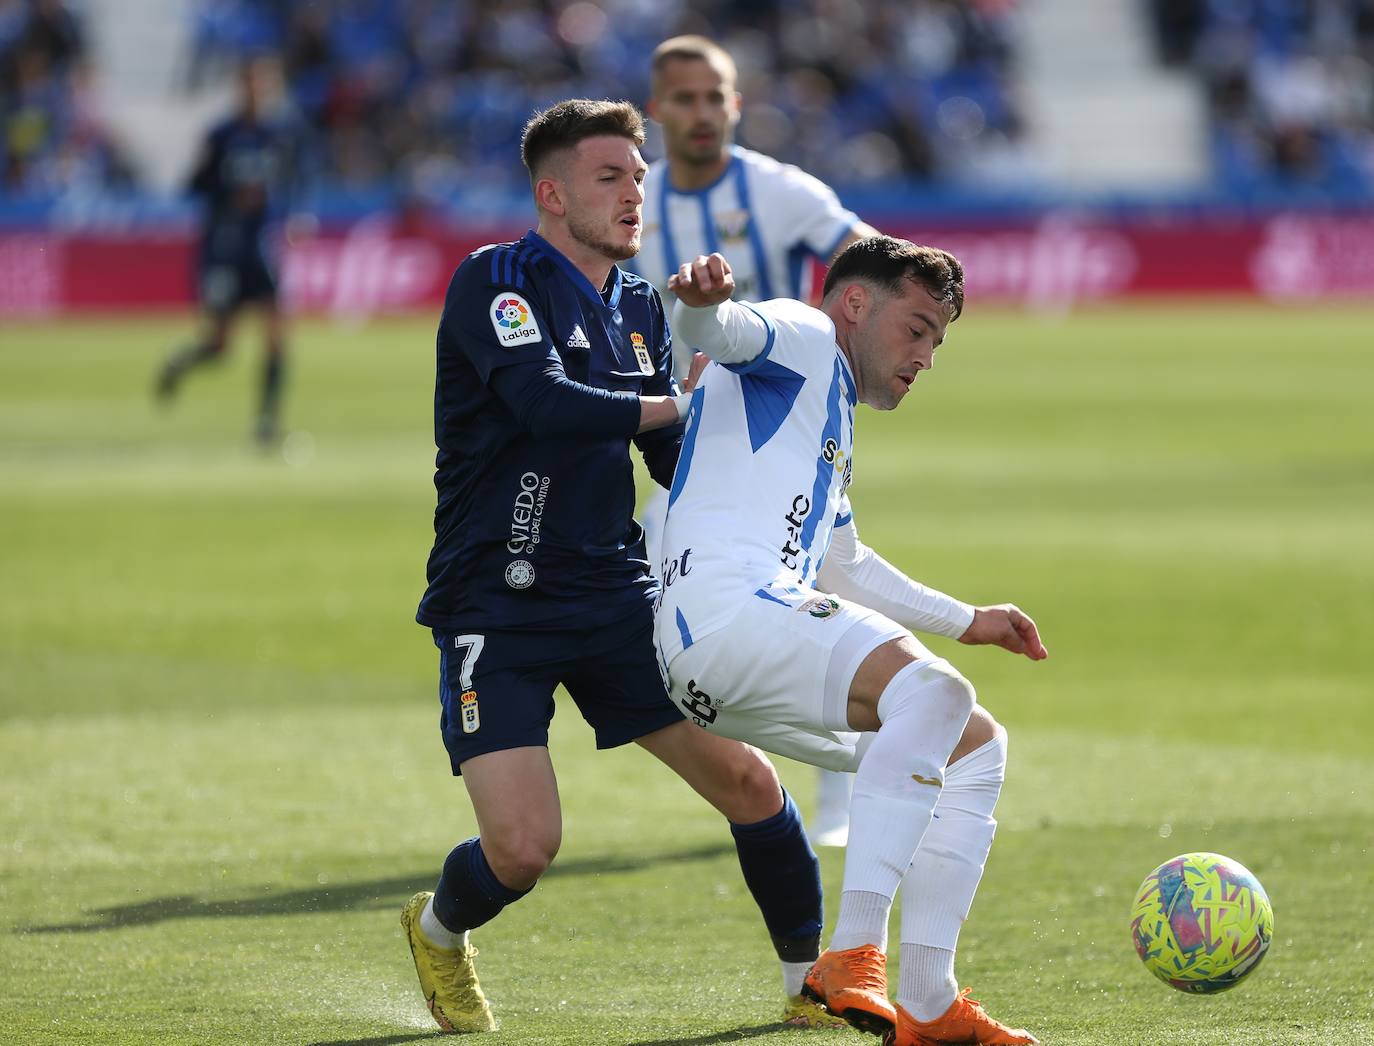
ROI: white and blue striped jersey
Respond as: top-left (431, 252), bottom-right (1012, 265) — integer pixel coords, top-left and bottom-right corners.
top-left (654, 297), bottom-right (857, 667)
top-left (631, 146), bottom-right (859, 379)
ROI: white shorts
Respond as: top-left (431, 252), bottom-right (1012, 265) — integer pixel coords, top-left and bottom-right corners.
top-left (665, 586), bottom-right (939, 773)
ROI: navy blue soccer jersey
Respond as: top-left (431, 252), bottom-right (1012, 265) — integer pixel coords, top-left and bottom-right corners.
top-left (418, 230), bottom-right (683, 632)
top-left (189, 115), bottom-right (299, 258)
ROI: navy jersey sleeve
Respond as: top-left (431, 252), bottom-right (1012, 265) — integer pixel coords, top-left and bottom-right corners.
top-left (441, 256), bottom-right (563, 384)
top-left (441, 255), bottom-right (642, 439)
top-left (632, 288), bottom-right (684, 488)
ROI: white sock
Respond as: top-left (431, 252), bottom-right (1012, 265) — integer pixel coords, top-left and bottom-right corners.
top-left (782, 959), bottom-right (813, 998)
top-left (420, 895), bottom-right (466, 950)
top-left (829, 660), bottom-right (974, 952)
top-left (828, 890), bottom-right (891, 952)
top-left (900, 944), bottom-right (957, 1021)
top-left (897, 729), bottom-right (1006, 1015)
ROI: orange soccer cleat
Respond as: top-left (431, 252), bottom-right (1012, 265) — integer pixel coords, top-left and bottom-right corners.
top-left (802, 945), bottom-right (898, 1036)
top-left (885, 989), bottom-right (1038, 1046)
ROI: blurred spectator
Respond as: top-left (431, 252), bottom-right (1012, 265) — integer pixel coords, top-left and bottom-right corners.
top-left (178, 0), bottom-right (1028, 196)
top-left (1150, 0), bottom-right (1374, 194)
top-left (1, 0), bottom-right (136, 195)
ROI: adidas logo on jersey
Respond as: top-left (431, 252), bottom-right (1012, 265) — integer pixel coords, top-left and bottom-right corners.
top-left (566, 325), bottom-right (590, 349)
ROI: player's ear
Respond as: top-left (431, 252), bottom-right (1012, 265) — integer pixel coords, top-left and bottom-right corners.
top-left (646, 96), bottom-right (660, 122)
top-left (841, 283), bottom-right (869, 323)
top-left (534, 177), bottom-right (566, 217)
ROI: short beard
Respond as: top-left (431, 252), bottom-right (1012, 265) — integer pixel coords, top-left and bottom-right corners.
top-left (568, 210), bottom-right (640, 262)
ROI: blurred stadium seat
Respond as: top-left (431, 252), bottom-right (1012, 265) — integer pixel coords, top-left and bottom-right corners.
top-left (1147, 0), bottom-right (1374, 195)
top-left (2, 0), bottom-right (1372, 315)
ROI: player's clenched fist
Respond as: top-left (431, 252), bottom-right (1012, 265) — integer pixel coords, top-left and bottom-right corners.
top-left (668, 252), bottom-right (735, 308)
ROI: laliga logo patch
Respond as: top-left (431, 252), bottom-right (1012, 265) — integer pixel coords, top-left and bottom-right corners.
top-left (799, 595), bottom-right (841, 619)
top-left (490, 292), bottom-right (542, 346)
top-left (459, 689), bottom-right (480, 734)
top-left (505, 559), bottom-right (535, 590)
top-left (630, 331), bottom-right (654, 375)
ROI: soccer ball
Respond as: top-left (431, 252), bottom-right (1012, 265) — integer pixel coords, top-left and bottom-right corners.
top-left (1129, 851), bottom-right (1273, 994)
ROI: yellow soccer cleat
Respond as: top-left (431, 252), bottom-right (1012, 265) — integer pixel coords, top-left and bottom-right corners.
top-left (783, 993), bottom-right (854, 1029)
top-left (400, 891), bottom-right (496, 1033)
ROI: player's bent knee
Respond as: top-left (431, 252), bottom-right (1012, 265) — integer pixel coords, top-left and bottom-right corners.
top-left (483, 831), bottom-right (561, 890)
top-left (709, 746), bottom-right (782, 823)
top-left (902, 660), bottom-right (977, 727)
top-left (734, 748), bottom-right (783, 808)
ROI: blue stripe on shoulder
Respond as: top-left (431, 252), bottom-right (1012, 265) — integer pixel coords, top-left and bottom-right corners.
top-left (676, 608), bottom-right (694, 651)
top-left (723, 302), bottom-right (777, 375)
top-left (513, 243), bottom-right (538, 289)
top-left (490, 248), bottom-right (501, 284)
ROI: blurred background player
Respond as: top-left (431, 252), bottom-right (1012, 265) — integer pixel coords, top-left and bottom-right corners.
top-left (153, 53), bottom-right (304, 448)
top-left (636, 34), bottom-right (882, 848)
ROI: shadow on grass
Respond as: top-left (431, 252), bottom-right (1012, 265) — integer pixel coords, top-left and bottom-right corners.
top-left (19, 842), bottom-right (734, 934)
top-left (305, 1036), bottom-right (441, 1046)
top-left (625, 1024), bottom-right (790, 1046)
top-left (301, 1025), bottom-right (786, 1046)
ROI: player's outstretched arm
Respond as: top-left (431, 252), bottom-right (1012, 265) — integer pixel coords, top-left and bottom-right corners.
top-left (668, 254), bottom-right (771, 367)
top-left (958, 604), bottom-right (1049, 661)
top-left (818, 515), bottom-right (974, 639)
top-left (488, 359), bottom-right (688, 438)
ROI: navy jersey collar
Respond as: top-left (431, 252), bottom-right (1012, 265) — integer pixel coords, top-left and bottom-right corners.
top-left (524, 230), bottom-right (623, 311)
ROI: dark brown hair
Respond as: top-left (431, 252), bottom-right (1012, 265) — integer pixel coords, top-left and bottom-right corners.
top-left (650, 35), bottom-right (738, 90)
top-left (520, 99), bottom-right (645, 179)
top-left (822, 236), bottom-right (965, 320)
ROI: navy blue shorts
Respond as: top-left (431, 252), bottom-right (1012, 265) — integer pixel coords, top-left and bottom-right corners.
top-left (432, 605), bottom-right (683, 775)
top-left (198, 248), bottom-right (278, 313)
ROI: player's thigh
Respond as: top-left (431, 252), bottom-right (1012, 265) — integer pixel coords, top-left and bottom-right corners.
top-left (561, 606), bottom-right (685, 751)
top-left (705, 705), bottom-right (864, 773)
top-left (432, 628), bottom-right (564, 776)
top-left (634, 719), bottom-right (782, 824)
top-left (666, 590), bottom-right (913, 734)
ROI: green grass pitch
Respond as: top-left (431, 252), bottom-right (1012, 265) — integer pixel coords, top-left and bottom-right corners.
top-left (1, 303), bottom-right (1371, 1045)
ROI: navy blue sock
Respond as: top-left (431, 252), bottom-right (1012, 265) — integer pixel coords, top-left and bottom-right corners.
top-left (431, 837), bottom-right (531, 934)
top-left (730, 789), bottom-right (823, 963)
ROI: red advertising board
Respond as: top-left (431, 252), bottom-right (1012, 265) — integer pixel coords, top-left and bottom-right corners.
top-left (3, 213), bottom-right (1373, 317)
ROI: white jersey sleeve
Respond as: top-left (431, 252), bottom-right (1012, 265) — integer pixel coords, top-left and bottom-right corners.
top-left (722, 296), bottom-right (845, 377)
top-left (761, 159), bottom-right (860, 261)
top-left (816, 513), bottom-right (974, 639)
